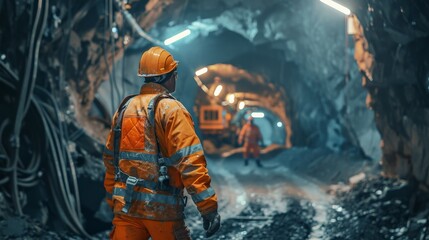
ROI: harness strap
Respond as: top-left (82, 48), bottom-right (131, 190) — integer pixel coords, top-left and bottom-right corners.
top-left (147, 93), bottom-right (175, 127)
top-left (113, 92), bottom-right (177, 213)
top-left (116, 170), bottom-right (182, 195)
top-left (113, 94), bottom-right (137, 181)
top-left (147, 93), bottom-right (176, 193)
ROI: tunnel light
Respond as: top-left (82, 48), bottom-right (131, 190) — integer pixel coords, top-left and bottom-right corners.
top-left (214, 85), bottom-right (223, 97)
top-left (227, 94), bottom-right (235, 104)
top-left (238, 101), bottom-right (246, 110)
top-left (251, 112), bottom-right (265, 118)
top-left (320, 0), bottom-right (351, 15)
top-left (195, 67), bottom-right (208, 76)
top-left (347, 15), bottom-right (357, 35)
top-left (164, 29), bottom-right (191, 45)
top-left (277, 122), bottom-right (283, 127)
top-left (111, 23), bottom-right (119, 39)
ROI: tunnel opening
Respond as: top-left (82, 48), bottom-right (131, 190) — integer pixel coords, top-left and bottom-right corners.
top-left (192, 63), bottom-right (291, 156)
top-left (235, 107), bottom-right (286, 146)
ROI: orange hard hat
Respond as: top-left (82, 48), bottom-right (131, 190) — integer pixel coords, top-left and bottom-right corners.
top-left (138, 46), bottom-right (178, 77)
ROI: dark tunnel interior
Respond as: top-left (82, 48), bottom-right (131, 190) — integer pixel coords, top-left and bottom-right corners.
top-left (1, 0), bottom-right (429, 239)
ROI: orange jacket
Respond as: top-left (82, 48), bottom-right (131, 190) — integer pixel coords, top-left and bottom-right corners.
top-left (103, 83), bottom-right (217, 221)
top-left (238, 123), bottom-right (262, 146)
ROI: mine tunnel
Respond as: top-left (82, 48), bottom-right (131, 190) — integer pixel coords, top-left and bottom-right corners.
top-left (1, 0), bottom-right (429, 239)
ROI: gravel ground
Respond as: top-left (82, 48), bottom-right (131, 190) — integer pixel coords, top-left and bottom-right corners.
top-left (3, 150), bottom-right (428, 240)
top-left (187, 198), bottom-right (315, 240)
top-left (324, 177), bottom-right (429, 240)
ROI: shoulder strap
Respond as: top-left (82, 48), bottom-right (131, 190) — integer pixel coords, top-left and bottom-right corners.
top-left (147, 93), bottom-right (175, 126)
top-left (147, 93), bottom-right (175, 157)
top-left (113, 94), bottom-right (137, 178)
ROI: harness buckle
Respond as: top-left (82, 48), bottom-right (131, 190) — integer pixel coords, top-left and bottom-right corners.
top-left (126, 176), bottom-right (138, 186)
top-left (121, 176), bottom-right (139, 213)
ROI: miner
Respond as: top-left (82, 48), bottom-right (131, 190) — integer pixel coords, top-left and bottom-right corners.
top-left (238, 116), bottom-right (264, 167)
top-left (102, 46), bottom-right (220, 239)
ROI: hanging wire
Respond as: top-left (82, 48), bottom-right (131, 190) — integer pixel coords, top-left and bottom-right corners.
top-left (10, 0), bottom-right (47, 215)
top-left (110, 1), bottom-right (122, 102)
top-left (121, 33), bottom-right (126, 97)
top-left (104, 0), bottom-right (116, 114)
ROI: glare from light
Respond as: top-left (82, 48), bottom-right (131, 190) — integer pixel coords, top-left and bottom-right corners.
top-left (195, 67), bottom-right (208, 76)
top-left (347, 15), bottom-right (357, 35)
top-left (320, 0), bottom-right (351, 15)
top-left (214, 85), bottom-right (223, 97)
top-left (277, 122), bottom-right (283, 127)
top-left (238, 101), bottom-right (245, 110)
top-left (164, 29), bottom-right (191, 45)
top-left (251, 112), bottom-right (265, 118)
top-left (227, 94), bottom-right (235, 104)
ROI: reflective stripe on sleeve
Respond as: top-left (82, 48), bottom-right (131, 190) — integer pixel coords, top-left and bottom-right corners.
top-left (191, 187), bottom-right (215, 203)
top-left (166, 144), bottom-right (203, 165)
top-left (113, 187), bottom-right (184, 206)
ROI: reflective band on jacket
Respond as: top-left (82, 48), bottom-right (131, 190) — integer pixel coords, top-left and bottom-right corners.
top-left (113, 187), bottom-right (184, 206)
top-left (103, 147), bottom-right (158, 163)
top-left (119, 151), bottom-right (158, 163)
top-left (191, 187), bottom-right (215, 203)
top-left (166, 144), bottom-right (203, 165)
top-left (104, 144), bottom-right (203, 166)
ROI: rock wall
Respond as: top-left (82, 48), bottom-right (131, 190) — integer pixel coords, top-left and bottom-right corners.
top-left (0, 0), bottom-right (384, 160)
top-left (352, 0), bottom-right (429, 186)
top-left (128, 0), bottom-right (383, 159)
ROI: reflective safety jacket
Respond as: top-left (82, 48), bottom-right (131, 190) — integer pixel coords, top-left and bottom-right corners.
top-left (238, 123), bottom-right (262, 146)
top-left (103, 83), bottom-right (218, 221)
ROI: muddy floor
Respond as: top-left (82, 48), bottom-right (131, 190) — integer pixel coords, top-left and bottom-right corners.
top-left (1, 148), bottom-right (429, 239)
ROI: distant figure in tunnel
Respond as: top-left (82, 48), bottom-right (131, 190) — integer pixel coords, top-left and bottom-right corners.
top-left (102, 46), bottom-right (220, 240)
top-left (238, 116), bottom-right (264, 167)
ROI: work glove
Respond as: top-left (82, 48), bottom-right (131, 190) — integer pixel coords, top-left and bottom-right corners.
top-left (202, 211), bottom-right (221, 238)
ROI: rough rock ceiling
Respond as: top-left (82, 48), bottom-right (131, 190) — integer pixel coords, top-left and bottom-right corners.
top-left (139, 0), bottom-right (381, 157)
top-left (126, 0), bottom-right (429, 186)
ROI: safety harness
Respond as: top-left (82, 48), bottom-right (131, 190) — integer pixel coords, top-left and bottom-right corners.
top-left (112, 93), bottom-right (183, 213)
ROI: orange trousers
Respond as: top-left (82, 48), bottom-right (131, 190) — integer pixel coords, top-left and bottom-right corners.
top-left (243, 143), bottom-right (260, 159)
top-left (110, 214), bottom-right (191, 240)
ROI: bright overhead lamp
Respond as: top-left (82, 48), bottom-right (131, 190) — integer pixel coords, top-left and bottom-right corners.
top-left (227, 94), bottom-right (235, 104)
top-left (277, 122), bottom-right (283, 127)
top-left (347, 15), bottom-right (357, 35)
top-left (320, 0), bottom-right (351, 15)
top-left (164, 29), bottom-right (191, 45)
top-left (238, 101), bottom-right (246, 110)
top-left (195, 67), bottom-right (208, 76)
top-left (251, 112), bottom-right (265, 118)
top-left (214, 85), bottom-right (223, 97)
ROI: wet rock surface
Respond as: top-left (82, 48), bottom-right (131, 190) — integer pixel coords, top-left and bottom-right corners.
top-left (243, 199), bottom-right (315, 240)
top-left (187, 198), bottom-right (315, 240)
top-left (324, 177), bottom-right (429, 240)
top-left (2, 154), bottom-right (429, 240)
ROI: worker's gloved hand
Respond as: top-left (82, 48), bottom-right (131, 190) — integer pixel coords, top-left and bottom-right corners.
top-left (202, 211), bottom-right (221, 238)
